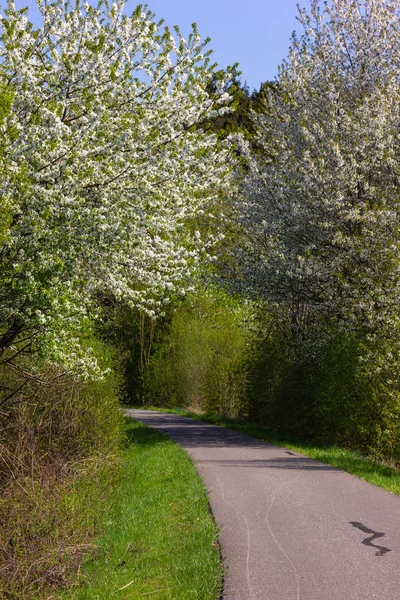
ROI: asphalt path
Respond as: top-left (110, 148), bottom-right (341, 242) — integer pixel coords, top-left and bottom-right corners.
top-left (126, 409), bottom-right (400, 600)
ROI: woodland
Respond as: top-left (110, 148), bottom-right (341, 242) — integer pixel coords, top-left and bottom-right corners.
top-left (0, 0), bottom-right (400, 596)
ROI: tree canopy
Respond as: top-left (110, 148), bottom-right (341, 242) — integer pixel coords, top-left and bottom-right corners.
top-left (0, 0), bottom-right (237, 372)
top-left (238, 0), bottom-right (400, 355)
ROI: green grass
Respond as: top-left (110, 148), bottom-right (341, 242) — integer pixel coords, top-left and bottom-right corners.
top-left (61, 418), bottom-right (222, 600)
top-left (134, 405), bottom-right (400, 497)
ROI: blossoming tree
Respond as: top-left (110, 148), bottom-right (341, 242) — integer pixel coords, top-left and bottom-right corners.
top-left (0, 0), bottom-right (236, 372)
top-left (240, 0), bottom-right (400, 350)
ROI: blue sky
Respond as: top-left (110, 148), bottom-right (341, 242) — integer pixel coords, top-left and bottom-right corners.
top-left (17, 0), bottom-right (304, 91)
top-left (136, 0), bottom-right (302, 90)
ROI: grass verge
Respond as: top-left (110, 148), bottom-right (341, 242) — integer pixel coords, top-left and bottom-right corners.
top-left (61, 418), bottom-right (222, 600)
top-left (133, 406), bottom-right (400, 497)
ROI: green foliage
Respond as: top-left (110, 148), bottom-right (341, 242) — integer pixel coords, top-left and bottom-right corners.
top-left (144, 288), bottom-right (253, 417)
top-left (0, 81), bottom-right (14, 128)
top-left (314, 332), bottom-right (400, 461)
top-left (203, 74), bottom-right (254, 136)
top-left (201, 74), bottom-right (277, 142)
top-left (246, 318), bottom-right (400, 462)
top-left (95, 295), bottom-right (169, 403)
top-left (0, 80), bottom-right (14, 247)
top-left (70, 337), bottom-right (125, 457)
top-left (139, 289), bottom-right (400, 463)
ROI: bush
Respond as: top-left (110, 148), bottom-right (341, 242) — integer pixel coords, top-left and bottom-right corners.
top-left (0, 337), bottom-right (125, 598)
top-left (0, 454), bottom-right (120, 599)
top-left (314, 331), bottom-right (400, 460)
top-left (246, 319), bottom-right (400, 462)
top-left (144, 288), bottom-right (254, 417)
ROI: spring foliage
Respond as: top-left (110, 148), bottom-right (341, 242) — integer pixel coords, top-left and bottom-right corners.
top-left (240, 0), bottom-right (400, 349)
top-left (0, 0), bottom-right (236, 372)
top-left (1, 1), bottom-right (400, 596)
top-left (145, 288), bottom-right (253, 416)
top-left (227, 0), bottom-right (400, 457)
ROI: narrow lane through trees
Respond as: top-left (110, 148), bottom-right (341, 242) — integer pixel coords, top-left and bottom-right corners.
top-left (127, 410), bottom-right (400, 600)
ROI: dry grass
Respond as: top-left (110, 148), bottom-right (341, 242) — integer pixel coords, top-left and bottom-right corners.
top-left (0, 448), bottom-right (119, 598)
top-left (0, 356), bottom-right (124, 599)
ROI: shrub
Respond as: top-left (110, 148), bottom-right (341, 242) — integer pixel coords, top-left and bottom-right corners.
top-left (246, 319), bottom-right (400, 463)
top-left (144, 288), bottom-right (254, 417)
top-left (0, 338), bottom-right (125, 598)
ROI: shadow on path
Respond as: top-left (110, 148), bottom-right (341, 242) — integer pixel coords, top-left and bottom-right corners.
top-left (195, 457), bottom-right (337, 471)
top-left (128, 414), bottom-right (337, 471)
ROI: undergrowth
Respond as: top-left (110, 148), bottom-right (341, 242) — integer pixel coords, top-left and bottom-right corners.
top-left (0, 342), bottom-right (124, 599)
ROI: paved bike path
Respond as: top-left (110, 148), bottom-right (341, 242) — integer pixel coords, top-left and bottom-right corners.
top-left (127, 410), bottom-right (400, 600)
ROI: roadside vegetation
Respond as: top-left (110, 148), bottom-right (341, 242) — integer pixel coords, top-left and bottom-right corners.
top-left (58, 419), bottom-right (222, 600)
top-left (0, 347), bottom-right (124, 598)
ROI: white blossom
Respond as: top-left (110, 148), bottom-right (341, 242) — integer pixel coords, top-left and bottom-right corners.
top-left (0, 0), bottom-right (237, 372)
top-left (238, 0), bottom-right (400, 360)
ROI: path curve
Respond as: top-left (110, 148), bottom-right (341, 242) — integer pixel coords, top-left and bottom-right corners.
top-left (126, 409), bottom-right (400, 600)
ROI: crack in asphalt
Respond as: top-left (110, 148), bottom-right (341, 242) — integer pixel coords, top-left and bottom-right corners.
top-left (349, 522), bottom-right (392, 556)
top-left (214, 475), bottom-right (256, 600)
top-left (264, 475), bottom-right (301, 600)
